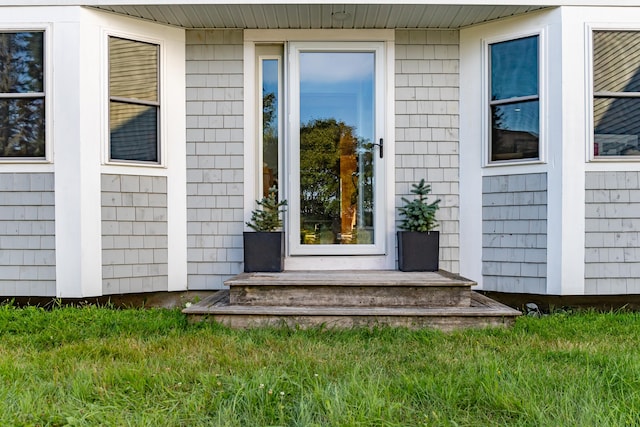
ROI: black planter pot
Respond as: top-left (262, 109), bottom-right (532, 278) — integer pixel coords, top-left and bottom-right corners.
top-left (243, 231), bottom-right (284, 272)
top-left (397, 231), bottom-right (439, 272)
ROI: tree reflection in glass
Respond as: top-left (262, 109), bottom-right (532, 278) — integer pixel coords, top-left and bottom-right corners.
top-left (298, 51), bottom-right (375, 245)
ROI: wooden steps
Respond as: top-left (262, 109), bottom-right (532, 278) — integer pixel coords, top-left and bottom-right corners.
top-left (183, 270), bottom-right (521, 331)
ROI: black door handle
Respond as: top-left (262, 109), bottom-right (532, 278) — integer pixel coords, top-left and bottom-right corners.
top-left (373, 138), bottom-right (383, 159)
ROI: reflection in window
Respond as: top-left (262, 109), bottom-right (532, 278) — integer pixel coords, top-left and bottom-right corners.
top-left (593, 31), bottom-right (640, 157)
top-left (489, 36), bottom-right (539, 162)
top-left (299, 51), bottom-right (375, 245)
top-left (262, 58), bottom-right (279, 198)
top-left (0, 32), bottom-right (45, 158)
top-left (109, 37), bottom-right (159, 163)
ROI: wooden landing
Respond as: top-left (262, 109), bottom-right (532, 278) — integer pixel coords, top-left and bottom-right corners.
top-left (227, 270), bottom-right (473, 307)
top-left (183, 270), bottom-right (521, 331)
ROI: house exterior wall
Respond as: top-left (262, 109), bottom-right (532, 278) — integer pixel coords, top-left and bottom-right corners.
top-left (3, 4), bottom-right (640, 298)
top-left (185, 29), bottom-right (245, 289)
top-left (395, 29), bottom-right (460, 273)
top-left (0, 7), bottom-right (186, 298)
top-left (585, 172), bottom-right (640, 294)
top-left (0, 173), bottom-right (56, 296)
top-left (482, 173), bottom-right (547, 293)
top-left (101, 174), bottom-right (168, 294)
top-left (460, 8), bottom-right (565, 294)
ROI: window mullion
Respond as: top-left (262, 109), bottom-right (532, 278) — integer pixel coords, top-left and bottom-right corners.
top-left (594, 91), bottom-right (640, 99)
top-left (110, 96), bottom-right (160, 107)
top-left (490, 94), bottom-right (539, 106)
top-left (0, 93), bottom-right (45, 99)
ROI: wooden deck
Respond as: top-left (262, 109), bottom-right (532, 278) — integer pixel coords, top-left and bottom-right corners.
top-left (183, 270), bottom-right (521, 331)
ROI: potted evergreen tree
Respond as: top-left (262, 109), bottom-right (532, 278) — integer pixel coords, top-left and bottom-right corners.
top-left (244, 187), bottom-right (288, 272)
top-left (397, 179), bottom-right (441, 271)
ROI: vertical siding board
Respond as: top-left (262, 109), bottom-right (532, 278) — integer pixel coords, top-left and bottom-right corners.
top-left (0, 173), bottom-right (56, 296)
top-left (186, 29), bottom-right (244, 289)
top-left (482, 173), bottom-right (548, 292)
top-left (585, 171), bottom-right (640, 294)
top-left (100, 174), bottom-right (168, 295)
top-left (395, 29), bottom-right (460, 273)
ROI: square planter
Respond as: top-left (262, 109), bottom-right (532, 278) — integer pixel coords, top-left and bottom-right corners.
top-left (397, 231), bottom-right (439, 272)
top-left (243, 231), bottom-right (284, 272)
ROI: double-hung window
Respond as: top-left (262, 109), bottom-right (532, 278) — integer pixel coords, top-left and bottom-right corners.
top-left (488, 35), bottom-right (540, 163)
top-left (593, 31), bottom-right (640, 158)
top-left (0, 31), bottom-right (45, 159)
top-left (109, 36), bottom-right (160, 163)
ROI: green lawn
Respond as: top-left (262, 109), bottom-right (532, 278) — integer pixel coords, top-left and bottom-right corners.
top-left (1, 303), bottom-right (640, 426)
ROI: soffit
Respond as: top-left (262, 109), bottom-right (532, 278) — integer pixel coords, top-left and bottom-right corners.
top-left (91, 4), bottom-right (550, 29)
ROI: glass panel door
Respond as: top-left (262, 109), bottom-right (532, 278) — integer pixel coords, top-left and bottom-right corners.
top-left (289, 42), bottom-right (385, 256)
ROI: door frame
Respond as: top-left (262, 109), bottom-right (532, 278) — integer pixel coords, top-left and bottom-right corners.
top-left (244, 30), bottom-right (396, 270)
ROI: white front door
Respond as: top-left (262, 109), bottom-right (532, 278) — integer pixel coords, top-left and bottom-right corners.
top-left (247, 32), bottom-right (395, 270)
top-left (289, 42), bottom-right (386, 258)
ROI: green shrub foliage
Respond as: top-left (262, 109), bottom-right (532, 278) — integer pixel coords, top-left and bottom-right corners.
top-left (246, 186), bottom-right (288, 232)
top-left (398, 179), bottom-right (441, 232)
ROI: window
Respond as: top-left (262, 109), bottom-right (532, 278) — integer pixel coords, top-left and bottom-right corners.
top-left (489, 35), bottom-right (540, 162)
top-left (593, 31), bottom-right (640, 158)
top-left (0, 31), bottom-right (45, 159)
top-left (109, 36), bottom-right (159, 163)
top-left (257, 45), bottom-right (283, 199)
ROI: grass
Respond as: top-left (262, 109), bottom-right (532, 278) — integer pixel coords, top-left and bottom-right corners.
top-left (1, 304), bottom-right (640, 426)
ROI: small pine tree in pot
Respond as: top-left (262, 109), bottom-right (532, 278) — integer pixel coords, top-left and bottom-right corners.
top-left (244, 187), bottom-right (288, 272)
top-left (397, 179), bottom-right (441, 271)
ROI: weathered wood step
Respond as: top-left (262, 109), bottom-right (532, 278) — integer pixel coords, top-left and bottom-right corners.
top-left (225, 270), bottom-right (474, 308)
top-left (183, 291), bottom-right (521, 331)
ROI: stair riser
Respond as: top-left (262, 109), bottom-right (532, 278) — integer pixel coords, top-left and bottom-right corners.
top-left (230, 285), bottom-right (471, 307)
top-left (196, 314), bottom-right (515, 332)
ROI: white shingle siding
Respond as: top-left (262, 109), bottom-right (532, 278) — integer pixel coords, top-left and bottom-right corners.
top-left (395, 29), bottom-right (460, 273)
top-left (186, 29), bottom-right (244, 289)
top-left (0, 173), bottom-right (56, 296)
top-left (482, 173), bottom-right (547, 293)
top-left (101, 174), bottom-right (168, 294)
top-left (585, 172), bottom-right (640, 295)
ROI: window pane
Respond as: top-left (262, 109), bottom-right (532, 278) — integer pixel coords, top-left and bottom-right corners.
top-left (491, 100), bottom-right (539, 161)
top-left (299, 51), bottom-right (375, 245)
top-left (491, 36), bottom-right (538, 101)
top-left (0, 32), bottom-right (43, 93)
top-left (110, 102), bottom-right (158, 162)
top-left (109, 37), bottom-right (158, 102)
top-left (594, 97), bottom-right (640, 156)
top-left (0, 98), bottom-right (45, 157)
top-left (262, 59), bottom-right (279, 198)
top-left (594, 31), bottom-right (640, 93)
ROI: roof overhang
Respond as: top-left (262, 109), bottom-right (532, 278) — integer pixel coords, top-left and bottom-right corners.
top-left (2, 1), bottom-right (637, 29)
top-left (87, 3), bottom-right (554, 28)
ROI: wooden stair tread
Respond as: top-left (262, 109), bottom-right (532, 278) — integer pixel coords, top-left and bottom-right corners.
top-left (183, 271), bottom-right (521, 331)
top-left (184, 291), bottom-right (520, 318)
top-left (225, 270), bottom-right (475, 288)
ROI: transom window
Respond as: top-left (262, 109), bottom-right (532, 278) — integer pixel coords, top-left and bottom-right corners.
top-left (109, 36), bottom-right (160, 163)
top-left (593, 31), bottom-right (640, 158)
top-left (0, 31), bottom-right (45, 159)
top-left (489, 35), bottom-right (540, 163)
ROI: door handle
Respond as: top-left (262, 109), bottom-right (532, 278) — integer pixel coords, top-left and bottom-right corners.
top-left (373, 138), bottom-right (383, 159)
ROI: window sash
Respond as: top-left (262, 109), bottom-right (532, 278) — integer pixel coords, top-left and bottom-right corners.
top-left (0, 31), bottom-right (46, 160)
top-left (592, 30), bottom-right (640, 158)
top-left (108, 36), bottom-right (160, 164)
top-left (488, 35), bottom-right (540, 164)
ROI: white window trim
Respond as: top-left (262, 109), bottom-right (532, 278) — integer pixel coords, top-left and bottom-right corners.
top-left (586, 23), bottom-right (640, 163)
top-left (256, 51), bottom-right (283, 200)
top-left (102, 29), bottom-right (166, 169)
top-left (243, 29), bottom-right (396, 269)
top-left (482, 29), bottom-right (546, 168)
top-left (0, 25), bottom-right (53, 166)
